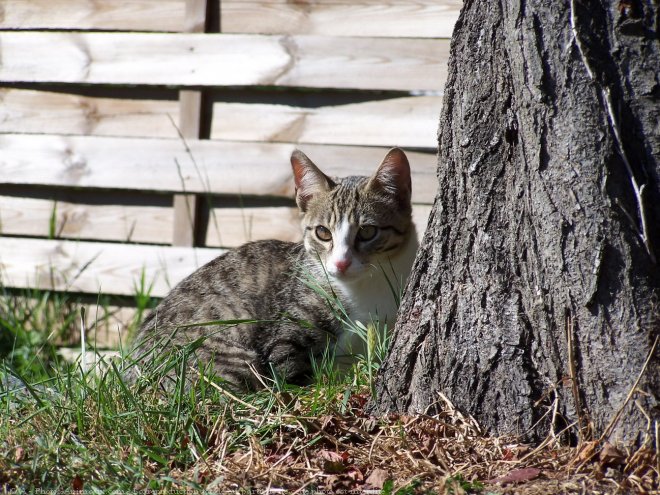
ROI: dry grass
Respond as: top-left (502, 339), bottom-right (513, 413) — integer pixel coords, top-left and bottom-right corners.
top-left (1, 289), bottom-right (658, 494)
top-left (166, 389), bottom-right (658, 494)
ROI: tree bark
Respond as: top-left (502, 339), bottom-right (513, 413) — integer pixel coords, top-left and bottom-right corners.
top-left (372, 0), bottom-right (659, 443)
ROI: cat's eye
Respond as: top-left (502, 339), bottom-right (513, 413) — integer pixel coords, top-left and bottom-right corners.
top-left (315, 225), bottom-right (332, 242)
top-left (357, 225), bottom-right (378, 242)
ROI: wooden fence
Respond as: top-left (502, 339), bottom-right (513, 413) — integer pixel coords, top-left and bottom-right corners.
top-left (0, 1), bottom-right (459, 340)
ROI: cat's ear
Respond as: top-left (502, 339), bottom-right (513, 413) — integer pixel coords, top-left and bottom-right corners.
top-left (367, 147), bottom-right (411, 204)
top-left (291, 150), bottom-right (335, 211)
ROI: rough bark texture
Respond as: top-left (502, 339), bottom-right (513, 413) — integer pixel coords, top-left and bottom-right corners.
top-left (372, 0), bottom-right (659, 443)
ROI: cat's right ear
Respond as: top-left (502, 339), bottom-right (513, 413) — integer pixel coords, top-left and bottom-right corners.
top-left (367, 147), bottom-right (412, 206)
top-left (291, 150), bottom-right (335, 211)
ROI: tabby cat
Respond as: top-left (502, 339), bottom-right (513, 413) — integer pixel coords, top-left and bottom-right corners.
top-left (130, 148), bottom-right (418, 390)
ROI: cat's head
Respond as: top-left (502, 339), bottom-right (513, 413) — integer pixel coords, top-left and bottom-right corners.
top-left (291, 148), bottom-right (414, 281)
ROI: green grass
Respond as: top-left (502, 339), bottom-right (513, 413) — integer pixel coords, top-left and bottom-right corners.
top-left (2, 285), bottom-right (646, 494)
top-left (0, 282), bottom-right (392, 492)
top-left (0, 263), bottom-right (528, 494)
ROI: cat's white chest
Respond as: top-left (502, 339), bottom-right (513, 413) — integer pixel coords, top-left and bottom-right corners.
top-left (338, 274), bottom-right (400, 328)
top-left (332, 230), bottom-right (418, 359)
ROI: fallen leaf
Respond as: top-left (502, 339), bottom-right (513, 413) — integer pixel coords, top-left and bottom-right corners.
top-left (361, 417), bottom-right (380, 433)
top-left (320, 415), bottom-right (335, 430)
top-left (72, 475), bottom-right (84, 491)
top-left (501, 448), bottom-right (515, 461)
top-left (343, 425), bottom-right (369, 443)
top-left (365, 468), bottom-right (390, 489)
top-left (346, 467), bottom-right (364, 482)
top-left (599, 442), bottom-right (625, 467)
top-left (318, 450), bottom-right (346, 474)
top-left (349, 393), bottom-right (368, 409)
top-left (577, 440), bottom-right (599, 463)
top-left (487, 467), bottom-right (541, 485)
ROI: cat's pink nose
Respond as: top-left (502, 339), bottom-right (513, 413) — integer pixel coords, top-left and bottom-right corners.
top-left (334, 259), bottom-right (352, 274)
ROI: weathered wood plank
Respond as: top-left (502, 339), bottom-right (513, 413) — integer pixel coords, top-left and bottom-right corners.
top-left (0, 216), bottom-right (433, 297)
top-left (205, 207), bottom-right (301, 247)
top-left (0, 237), bottom-right (223, 297)
top-left (1, 1), bottom-right (460, 38)
top-left (0, 0), bottom-right (185, 31)
top-left (0, 89), bottom-right (180, 138)
top-left (0, 89), bottom-right (441, 148)
top-left (0, 197), bottom-right (432, 248)
top-left (221, 1), bottom-right (461, 38)
top-left (0, 134), bottom-right (438, 203)
top-left (178, 90), bottom-right (204, 138)
top-left (0, 196), bottom-right (174, 244)
top-left (211, 96), bottom-right (442, 148)
top-left (0, 32), bottom-right (448, 91)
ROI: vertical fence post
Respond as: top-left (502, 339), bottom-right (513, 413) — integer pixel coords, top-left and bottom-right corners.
top-left (172, 0), bottom-right (209, 247)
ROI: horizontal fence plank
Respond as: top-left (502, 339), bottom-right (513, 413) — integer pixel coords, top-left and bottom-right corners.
top-left (221, 1), bottom-right (461, 38)
top-left (0, 196), bottom-right (174, 244)
top-left (0, 237), bottom-right (223, 297)
top-left (0, 135), bottom-right (438, 203)
top-left (0, 89), bottom-right (441, 148)
top-left (0, 197), bottom-right (431, 248)
top-left (210, 96), bottom-right (442, 148)
top-left (0, 89), bottom-right (180, 139)
top-left (205, 206), bottom-right (301, 247)
top-left (0, 32), bottom-right (448, 91)
top-left (0, 0), bottom-right (185, 31)
top-left (2, 1), bottom-right (460, 38)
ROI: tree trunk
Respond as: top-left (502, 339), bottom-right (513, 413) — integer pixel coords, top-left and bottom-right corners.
top-left (371, 0), bottom-right (659, 443)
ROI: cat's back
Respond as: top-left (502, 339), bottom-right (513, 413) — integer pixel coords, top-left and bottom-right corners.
top-left (137, 239), bottom-right (305, 332)
top-left (181, 239), bottom-right (303, 295)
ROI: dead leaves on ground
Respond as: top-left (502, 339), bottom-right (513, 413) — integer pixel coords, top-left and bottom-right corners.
top-left (169, 391), bottom-right (658, 494)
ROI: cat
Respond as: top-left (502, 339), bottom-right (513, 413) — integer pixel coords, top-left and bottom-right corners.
top-left (129, 148), bottom-right (418, 390)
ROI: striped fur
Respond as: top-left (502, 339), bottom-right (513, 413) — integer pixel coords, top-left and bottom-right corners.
top-left (130, 148), bottom-right (418, 390)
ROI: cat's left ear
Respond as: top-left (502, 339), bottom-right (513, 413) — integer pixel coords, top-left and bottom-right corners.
top-left (367, 147), bottom-right (412, 205)
top-left (291, 150), bottom-right (336, 211)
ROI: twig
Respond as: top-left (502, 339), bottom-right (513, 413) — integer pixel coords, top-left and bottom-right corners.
top-left (602, 89), bottom-right (656, 263)
top-left (566, 313), bottom-right (590, 443)
top-left (570, 0), bottom-right (655, 263)
top-left (527, 384), bottom-right (562, 449)
top-left (569, 0), bottom-right (594, 80)
top-left (368, 426), bottom-right (386, 462)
